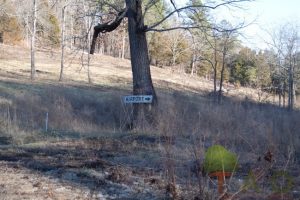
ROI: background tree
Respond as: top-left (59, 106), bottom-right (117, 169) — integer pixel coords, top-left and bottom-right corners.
top-left (59, 0), bottom-right (68, 82)
top-left (148, 31), bottom-right (170, 66)
top-left (217, 21), bottom-right (237, 103)
top-left (166, 28), bottom-right (191, 67)
top-left (229, 47), bottom-right (257, 87)
top-left (254, 50), bottom-right (272, 102)
top-left (30, 0), bottom-right (37, 80)
top-left (269, 22), bottom-right (299, 110)
top-left (92, 0), bottom-right (251, 126)
top-left (2, 0), bottom-right (254, 126)
top-left (0, 0), bottom-right (22, 44)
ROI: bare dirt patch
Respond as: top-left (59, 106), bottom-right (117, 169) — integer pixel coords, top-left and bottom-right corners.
top-left (0, 137), bottom-right (166, 200)
top-left (0, 161), bottom-right (95, 200)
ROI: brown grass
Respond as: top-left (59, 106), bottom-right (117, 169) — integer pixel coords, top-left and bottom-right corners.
top-left (0, 44), bottom-right (299, 199)
top-left (2, 43), bottom-right (296, 106)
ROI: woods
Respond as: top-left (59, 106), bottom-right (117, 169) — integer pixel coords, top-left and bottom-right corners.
top-left (1, 0), bottom-right (299, 110)
top-left (0, 0), bottom-right (299, 118)
top-left (0, 0), bottom-right (299, 119)
top-left (1, 1), bottom-right (300, 199)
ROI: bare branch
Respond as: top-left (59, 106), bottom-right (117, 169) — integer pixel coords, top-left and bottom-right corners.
top-left (169, 0), bottom-right (180, 17)
top-left (143, 0), bottom-right (159, 16)
top-left (146, 23), bottom-right (246, 33)
top-left (147, 0), bottom-right (253, 30)
top-left (90, 8), bottom-right (127, 54)
top-left (101, 1), bottom-right (123, 13)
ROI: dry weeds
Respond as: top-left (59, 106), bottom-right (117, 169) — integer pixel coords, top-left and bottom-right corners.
top-left (0, 44), bottom-right (299, 199)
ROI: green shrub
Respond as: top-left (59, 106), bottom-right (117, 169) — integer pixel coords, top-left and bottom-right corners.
top-left (203, 145), bottom-right (238, 174)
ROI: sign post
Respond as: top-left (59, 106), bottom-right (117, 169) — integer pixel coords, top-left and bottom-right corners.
top-left (121, 95), bottom-right (153, 130)
top-left (123, 95), bottom-right (153, 104)
top-left (45, 112), bottom-right (48, 132)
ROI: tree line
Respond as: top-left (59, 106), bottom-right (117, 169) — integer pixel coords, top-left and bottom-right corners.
top-left (0, 0), bottom-right (299, 120)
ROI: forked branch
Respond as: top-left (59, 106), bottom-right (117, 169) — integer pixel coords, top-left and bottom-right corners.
top-left (90, 8), bottom-right (127, 54)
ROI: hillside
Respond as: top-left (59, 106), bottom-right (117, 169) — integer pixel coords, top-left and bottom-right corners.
top-left (0, 44), bottom-right (300, 200)
top-left (0, 43), bottom-right (284, 104)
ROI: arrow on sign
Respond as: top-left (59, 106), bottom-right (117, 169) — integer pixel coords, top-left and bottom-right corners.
top-left (123, 95), bottom-right (153, 104)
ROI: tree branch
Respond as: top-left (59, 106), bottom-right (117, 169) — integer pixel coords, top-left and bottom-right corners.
top-left (146, 25), bottom-right (243, 33)
top-left (146, 0), bottom-right (252, 30)
top-left (143, 0), bottom-right (159, 17)
top-left (90, 8), bottom-right (127, 54)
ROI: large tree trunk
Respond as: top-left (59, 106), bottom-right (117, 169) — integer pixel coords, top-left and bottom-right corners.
top-left (90, 1), bottom-right (157, 128)
top-left (126, 0), bottom-right (157, 127)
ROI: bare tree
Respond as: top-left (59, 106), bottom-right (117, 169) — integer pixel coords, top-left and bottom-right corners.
top-left (31, 0), bottom-right (37, 80)
top-left (58, 0), bottom-right (95, 82)
top-left (167, 29), bottom-right (189, 67)
top-left (268, 23), bottom-right (299, 110)
top-left (189, 31), bottom-right (209, 77)
top-left (59, 2), bottom-right (67, 81)
top-left (218, 22), bottom-right (236, 103)
top-left (121, 21), bottom-right (127, 59)
top-left (82, 1), bottom-right (94, 84)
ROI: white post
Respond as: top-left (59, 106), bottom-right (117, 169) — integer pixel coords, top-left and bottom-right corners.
top-left (45, 112), bottom-right (48, 132)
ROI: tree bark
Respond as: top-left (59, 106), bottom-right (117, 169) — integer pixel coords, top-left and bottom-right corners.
top-left (87, 14), bottom-right (92, 84)
top-left (218, 49), bottom-right (226, 103)
top-left (126, 0), bottom-right (157, 127)
top-left (190, 56), bottom-right (195, 76)
top-left (213, 42), bottom-right (218, 97)
top-left (31, 0), bottom-right (37, 80)
top-left (59, 5), bottom-right (66, 82)
top-left (283, 82), bottom-right (286, 107)
top-left (121, 25), bottom-right (126, 59)
top-left (278, 90), bottom-right (282, 107)
top-left (70, 15), bottom-right (73, 49)
top-left (288, 56), bottom-right (295, 111)
top-left (90, 1), bottom-right (157, 128)
top-left (213, 68), bottom-right (217, 93)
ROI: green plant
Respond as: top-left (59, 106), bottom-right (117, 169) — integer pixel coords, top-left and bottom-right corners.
top-left (203, 145), bottom-right (238, 174)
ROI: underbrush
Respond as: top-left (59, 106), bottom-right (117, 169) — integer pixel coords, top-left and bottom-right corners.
top-left (0, 81), bottom-right (127, 144)
top-left (0, 80), bottom-right (299, 199)
top-left (154, 92), bottom-right (300, 199)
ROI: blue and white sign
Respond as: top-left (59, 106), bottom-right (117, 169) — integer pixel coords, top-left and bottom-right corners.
top-left (123, 95), bottom-right (153, 104)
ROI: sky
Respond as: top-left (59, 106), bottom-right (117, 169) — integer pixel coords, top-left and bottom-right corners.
top-left (176, 0), bottom-right (300, 50)
top-left (236, 0), bottom-right (300, 49)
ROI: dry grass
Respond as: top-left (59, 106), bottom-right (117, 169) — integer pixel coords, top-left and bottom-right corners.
top-left (0, 44), bottom-right (299, 199)
top-left (2, 43), bottom-right (294, 106)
